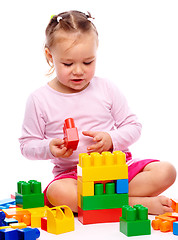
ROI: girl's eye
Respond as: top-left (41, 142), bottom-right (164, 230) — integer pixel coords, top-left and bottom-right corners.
top-left (83, 61), bottom-right (93, 65)
top-left (63, 63), bottom-right (73, 67)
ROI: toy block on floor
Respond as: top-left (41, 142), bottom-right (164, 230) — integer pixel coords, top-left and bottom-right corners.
top-left (173, 222), bottom-right (178, 235)
top-left (0, 228), bottom-right (18, 240)
top-left (152, 212), bottom-right (178, 232)
top-left (3, 208), bottom-right (31, 226)
top-left (17, 227), bottom-right (40, 240)
top-left (0, 227), bottom-right (40, 240)
top-left (10, 222), bottom-right (27, 229)
top-left (171, 198), bottom-right (178, 212)
top-left (0, 199), bottom-right (15, 206)
top-left (4, 217), bottom-right (18, 226)
top-left (47, 205), bottom-right (74, 234)
top-left (63, 118), bottom-right (79, 151)
top-left (77, 151), bottom-right (128, 182)
top-left (78, 207), bottom-right (122, 225)
top-left (15, 180), bottom-right (44, 209)
top-left (27, 206), bottom-right (49, 228)
top-left (41, 217), bottom-right (47, 231)
top-left (120, 205), bottom-right (151, 237)
top-left (0, 226), bottom-right (10, 230)
top-left (0, 211), bottom-right (6, 227)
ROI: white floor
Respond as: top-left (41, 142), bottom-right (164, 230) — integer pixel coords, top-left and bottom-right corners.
top-left (39, 215), bottom-right (177, 240)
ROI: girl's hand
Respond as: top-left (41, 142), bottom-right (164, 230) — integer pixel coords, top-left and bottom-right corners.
top-left (49, 138), bottom-right (73, 158)
top-left (82, 131), bottom-right (113, 153)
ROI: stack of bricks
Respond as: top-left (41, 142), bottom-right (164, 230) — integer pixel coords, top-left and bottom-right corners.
top-left (77, 151), bottom-right (129, 225)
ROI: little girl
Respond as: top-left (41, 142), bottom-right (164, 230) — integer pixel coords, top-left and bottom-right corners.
top-left (19, 10), bottom-right (176, 214)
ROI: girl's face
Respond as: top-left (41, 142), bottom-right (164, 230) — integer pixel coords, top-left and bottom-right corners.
top-left (46, 31), bottom-right (98, 93)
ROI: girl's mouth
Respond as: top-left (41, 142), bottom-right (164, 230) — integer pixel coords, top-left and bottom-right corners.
top-left (71, 79), bottom-right (84, 83)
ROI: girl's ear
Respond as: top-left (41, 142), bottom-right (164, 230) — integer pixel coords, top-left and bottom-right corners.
top-left (45, 48), bottom-right (53, 64)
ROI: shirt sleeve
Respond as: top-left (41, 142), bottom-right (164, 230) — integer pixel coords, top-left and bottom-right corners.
top-left (106, 82), bottom-right (142, 151)
top-left (19, 94), bottom-right (54, 160)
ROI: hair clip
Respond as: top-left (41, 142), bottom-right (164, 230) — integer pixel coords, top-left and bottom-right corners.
top-left (83, 11), bottom-right (95, 23)
top-left (57, 16), bottom-right (62, 22)
top-left (88, 16), bottom-right (95, 24)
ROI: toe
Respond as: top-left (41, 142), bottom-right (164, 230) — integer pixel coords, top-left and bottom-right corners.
top-left (162, 205), bottom-right (173, 213)
top-left (159, 195), bottom-right (172, 207)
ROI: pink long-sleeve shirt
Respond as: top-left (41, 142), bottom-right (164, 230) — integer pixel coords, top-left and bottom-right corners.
top-left (19, 77), bottom-right (142, 177)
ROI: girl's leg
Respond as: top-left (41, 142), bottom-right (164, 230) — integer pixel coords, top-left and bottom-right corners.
top-left (46, 178), bottom-right (78, 212)
top-left (129, 161), bottom-right (176, 214)
top-left (129, 161), bottom-right (176, 196)
top-left (46, 162), bottom-right (176, 215)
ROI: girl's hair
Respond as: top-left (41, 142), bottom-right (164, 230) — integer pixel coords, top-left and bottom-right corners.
top-left (45, 10), bottom-right (98, 74)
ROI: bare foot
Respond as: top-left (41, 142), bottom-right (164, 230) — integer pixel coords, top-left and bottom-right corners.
top-left (129, 195), bottom-right (173, 215)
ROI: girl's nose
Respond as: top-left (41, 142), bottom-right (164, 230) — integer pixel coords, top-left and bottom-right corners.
top-left (72, 64), bottom-right (84, 76)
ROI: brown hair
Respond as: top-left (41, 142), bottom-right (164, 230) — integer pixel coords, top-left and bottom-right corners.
top-left (45, 10), bottom-right (98, 74)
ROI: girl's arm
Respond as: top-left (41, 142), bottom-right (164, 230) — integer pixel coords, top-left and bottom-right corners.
top-left (19, 95), bottom-right (54, 160)
top-left (108, 85), bottom-right (142, 151)
top-left (82, 81), bottom-right (142, 153)
top-left (19, 95), bottom-right (72, 160)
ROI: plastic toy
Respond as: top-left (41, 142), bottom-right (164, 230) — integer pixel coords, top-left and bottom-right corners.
top-left (171, 198), bottom-right (178, 212)
top-left (63, 118), bottom-right (79, 150)
top-left (0, 228), bottom-right (18, 240)
top-left (41, 217), bottom-right (47, 231)
top-left (81, 184), bottom-right (128, 210)
top-left (17, 227), bottom-right (40, 240)
top-left (173, 222), bottom-right (178, 235)
top-left (78, 177), bottom-right (94, 196)
top-left (152, 212), bottom-right (178, 232)
top-left (78, 207), bottom-right (122, 224)
top-left (3, 208), bottom-right (31, 226)
top-left (77, 151), bottom-right (128, 182)
top-left (0, 180), bottom-right (75, 236)
top-left (27, 206), bottom-right (49, 228)
top-left (10, 222), bottom-right (27, 229)
top-left (78, 151), bottom-right (129, 224)
top-left (0, 227), bottom-right (40, 240)
top-left (0, 211), bottom-right (6, 226)
top-left (47, 205), bottom-right (74, 234)
top-left (0, 199), bottom-right (15, 206)
top-left (0, 199), bottom-right (16, 210)
top-left (4, 218), bottom-right (18, 226)
top-left (15, 180), bottom-right (44, 209)
top-left (120, 204), bottom-right (151, 237)
top-left (116, 179), bottom-right (129, 194)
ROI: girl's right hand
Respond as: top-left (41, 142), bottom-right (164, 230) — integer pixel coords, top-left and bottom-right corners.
top-left (49, 138), bottom-right (73, 158)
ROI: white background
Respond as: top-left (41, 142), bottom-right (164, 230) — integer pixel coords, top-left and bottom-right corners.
top-left (0, 0), bottom-right (178, 203)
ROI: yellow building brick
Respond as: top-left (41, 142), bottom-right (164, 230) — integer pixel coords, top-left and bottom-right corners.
top-left (78, 177), bottom-right (94, 196)
top-left (77, 177), bottom-right (94, 207)
top-left (77, 151), bottom-right (128, 182)
top-left (47, 205), bottom-right (74, 234)
top-left (27, 206), bottom-right (49, 228)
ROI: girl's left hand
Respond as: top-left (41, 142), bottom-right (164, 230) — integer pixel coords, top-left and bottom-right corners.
top-left (82, 131), bottom-right (113, 153)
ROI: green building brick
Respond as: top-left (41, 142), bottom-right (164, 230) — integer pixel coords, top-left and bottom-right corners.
top-left (120, 205), bottom-right (151, 237)
top-left (15, 180), bottom-right (44, 209)
top-left (81, 182), bottom-right (128, 210)
top-left (81, 194), bottom-right (128, 210)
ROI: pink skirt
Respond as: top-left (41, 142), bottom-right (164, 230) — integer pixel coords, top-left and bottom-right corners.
top-left (43, 152), bottom-right (159, 207)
